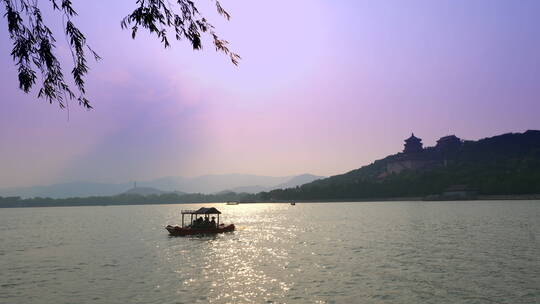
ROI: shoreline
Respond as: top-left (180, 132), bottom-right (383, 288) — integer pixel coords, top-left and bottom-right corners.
top-left (1, 194), bottom-right (539, 208)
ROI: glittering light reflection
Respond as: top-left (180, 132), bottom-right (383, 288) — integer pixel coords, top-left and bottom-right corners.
top-left (162, 203), bottom-right (302, 303)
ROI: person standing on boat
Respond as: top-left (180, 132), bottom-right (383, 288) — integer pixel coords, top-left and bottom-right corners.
top-left (210, 217), bottom-right (216, 228)
top-left (194, 216), bottom-right (203, 228)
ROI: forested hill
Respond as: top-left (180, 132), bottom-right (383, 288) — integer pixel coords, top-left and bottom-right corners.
top-left (260, 130), bottom-right (540, 200)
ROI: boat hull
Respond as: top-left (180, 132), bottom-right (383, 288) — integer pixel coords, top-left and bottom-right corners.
top-left (166, 224), bottom-right (235, 236)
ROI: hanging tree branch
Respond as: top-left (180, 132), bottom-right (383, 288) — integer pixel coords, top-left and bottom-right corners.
top-left (121, 0), bottom-right (240, 65)
top-left (2, 0), bottom-right (239, 109)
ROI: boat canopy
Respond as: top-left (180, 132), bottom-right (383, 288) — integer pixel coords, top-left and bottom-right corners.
top-left (181, 207), bottom-right (222, 215)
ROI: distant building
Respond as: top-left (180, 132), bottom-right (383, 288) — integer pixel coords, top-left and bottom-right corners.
top-left (381, 133), bottom-right (429, 177)
top-left (403, 133), bottom-right (423, 153)
top-left (436, 135), bottom-right (461, 152)
top-left (379, 132), bottom-right (464, 178)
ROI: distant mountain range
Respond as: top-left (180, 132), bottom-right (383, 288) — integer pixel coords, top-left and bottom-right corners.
top-left (123, 187), bottom-right (168, 196)
top-left (0, 174), bottom-right (324, 198)
top-left (136, 173), bottom-right (322, 194)
top-left (0, 182), bottom-right (131, 199)
top-left (227, 174), bottom-right (324, 193)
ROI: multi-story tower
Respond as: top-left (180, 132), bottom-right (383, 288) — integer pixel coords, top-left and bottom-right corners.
top-left (403, 133), bottom-right (423, 153)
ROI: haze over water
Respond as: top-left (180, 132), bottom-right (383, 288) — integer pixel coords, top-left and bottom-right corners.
top-left (1, 201), bottom-right (539, 304)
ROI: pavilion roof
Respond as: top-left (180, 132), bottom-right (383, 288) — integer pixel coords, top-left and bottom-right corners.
top-left (405, 133), bottom-right (421, 142)
top-left (181, 207), bottom-right (222, 214)
top-left (437, 135), bottom-right (459, 142)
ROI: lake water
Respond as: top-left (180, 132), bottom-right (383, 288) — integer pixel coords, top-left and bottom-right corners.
top-left (1, 201), bottom-right (539, 304)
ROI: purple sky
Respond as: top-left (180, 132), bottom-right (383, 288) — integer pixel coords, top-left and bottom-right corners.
top-left (1, 0), bottom-right (540, 188)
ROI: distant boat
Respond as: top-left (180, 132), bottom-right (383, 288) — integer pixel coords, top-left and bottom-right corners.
top-left (226, 201), bottom-right (239, 205)
top-left (290, 202), bottom-right (296, 205)
top-left (166, 207), bottom-right (235, 236)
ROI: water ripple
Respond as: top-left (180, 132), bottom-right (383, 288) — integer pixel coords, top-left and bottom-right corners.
top-left (0, 201), bottom-right (539, 303)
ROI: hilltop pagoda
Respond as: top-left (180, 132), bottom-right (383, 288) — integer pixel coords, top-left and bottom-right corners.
top-left (403, 133), bottom-right (423, 153)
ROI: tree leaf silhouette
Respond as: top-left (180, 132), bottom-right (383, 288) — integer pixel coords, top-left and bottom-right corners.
top-left (2, 0), bottom-right (239, 109)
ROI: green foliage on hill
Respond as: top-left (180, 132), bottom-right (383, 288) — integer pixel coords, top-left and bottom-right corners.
top-left (260, 130), bottom-right (540, 200)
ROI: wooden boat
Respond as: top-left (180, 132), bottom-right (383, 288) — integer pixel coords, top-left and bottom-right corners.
top-left (166, 207), bottom-right (235, 236)
top-left (226, 201), bottom-right (239, 205)
top-left (166, 223), bottom-right (235, 236)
